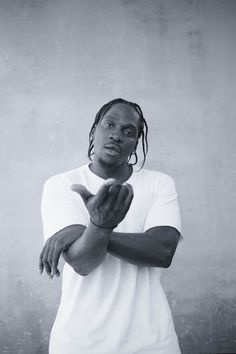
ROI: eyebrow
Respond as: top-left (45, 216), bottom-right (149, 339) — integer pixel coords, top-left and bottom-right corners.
top-left (103, 116), bottom-right (138, 131)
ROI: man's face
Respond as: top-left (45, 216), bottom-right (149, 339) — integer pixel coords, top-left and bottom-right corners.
top-left (93, 103), bottom-right (140, 167)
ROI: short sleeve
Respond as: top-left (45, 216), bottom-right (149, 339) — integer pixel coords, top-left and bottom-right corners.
top-left (143, 174), bottom-right (182, 236)
top-left (41, 175), bottom-right (89, 242)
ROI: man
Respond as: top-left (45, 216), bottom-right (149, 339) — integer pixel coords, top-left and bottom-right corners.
top-left (39, 98), bottom-right (182, 354)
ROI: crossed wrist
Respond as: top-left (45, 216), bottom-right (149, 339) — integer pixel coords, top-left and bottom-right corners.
top-left (89, 217), bottom-right (117, 230)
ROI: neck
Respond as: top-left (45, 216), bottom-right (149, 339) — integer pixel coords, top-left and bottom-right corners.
top-left (89, 159), bottom-right (133, 183)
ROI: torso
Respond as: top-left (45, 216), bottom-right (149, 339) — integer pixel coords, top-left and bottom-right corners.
top-left (44, 164), bottom-right (181, 354)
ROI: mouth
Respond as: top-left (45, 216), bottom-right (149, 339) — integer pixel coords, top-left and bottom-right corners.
top-left (104, 144), bottom-right (121, 154)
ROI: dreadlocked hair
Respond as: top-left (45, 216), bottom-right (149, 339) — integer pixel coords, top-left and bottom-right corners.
top-left (88, 98), bottom-right (148, 170)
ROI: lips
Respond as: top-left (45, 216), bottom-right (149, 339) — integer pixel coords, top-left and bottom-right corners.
top-left (104, 143), bottom-right (121, 154)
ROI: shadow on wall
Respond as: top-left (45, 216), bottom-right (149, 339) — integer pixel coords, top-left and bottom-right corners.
top-left (173, 294), bottom-right (236, 354)
top-left (0, 277), bottom-right (53, 354)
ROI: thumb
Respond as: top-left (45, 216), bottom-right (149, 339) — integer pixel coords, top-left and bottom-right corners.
top-left (71, 184), bottom-right (93, 204)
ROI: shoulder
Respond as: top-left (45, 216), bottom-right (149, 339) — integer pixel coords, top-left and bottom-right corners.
top-left (133, 168), bottom-right (178, 201)
top-left (43, 165), bottom-right (87, 190)
top-left (135, 167), bottom-right (175, 188)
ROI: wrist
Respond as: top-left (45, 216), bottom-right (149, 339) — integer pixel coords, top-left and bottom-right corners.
top-left (89, 217), bottom-right (117, 230)
top-left (88, 220), bottom-right (113, 238)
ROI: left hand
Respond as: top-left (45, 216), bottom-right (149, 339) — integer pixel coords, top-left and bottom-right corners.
top-left (39, 224), bottom-right (86, 278)
top-left (71, 178), bottom-right (133, 228)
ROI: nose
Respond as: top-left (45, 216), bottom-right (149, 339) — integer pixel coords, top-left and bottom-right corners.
top-left (109, 131), bottom-right (123, 143)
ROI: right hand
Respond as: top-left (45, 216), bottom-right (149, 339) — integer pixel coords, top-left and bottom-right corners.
top-left (71, 179), bottom-right (134, 229)
top-left (39, 224), bottom-right (86, 278)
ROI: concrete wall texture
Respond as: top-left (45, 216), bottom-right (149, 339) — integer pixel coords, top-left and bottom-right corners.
top-left (1, 0), bottom-right (236, 353)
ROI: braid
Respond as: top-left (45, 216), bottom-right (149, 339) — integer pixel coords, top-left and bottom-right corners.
top-left (88, 98), bottom-right (148, 169)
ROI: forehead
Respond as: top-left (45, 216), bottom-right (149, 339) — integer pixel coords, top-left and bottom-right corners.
top-left (102, 103), bottom-right (140, 127)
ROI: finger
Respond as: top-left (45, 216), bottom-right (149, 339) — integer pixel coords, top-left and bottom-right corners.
top-left (71, 184), bottom-right (93, 205)
top-left (122, 183), bottom-right (134, 214)
top-left (47, 238), bottom-right (63, 277)
top-left (42, 245), bottom-right (52, 277)
top-left (104, 178), bottom-right (119, 187)
top-left (115, 185), bottom-right (129, 205)
top-left (47, 242), bottom-right (56, 274)
top-left (51, 245), bottom-right (62, 277)
top-left (39, 245), bottom-right (46, 274)
top-left (44, 260), bottom-right (52, 278)
top-left (104, 182), bottom-right (122, 209)
top-left (94, 180), bottom-right (117, 207)
top-left (123, 183), bottom-right (134, 196)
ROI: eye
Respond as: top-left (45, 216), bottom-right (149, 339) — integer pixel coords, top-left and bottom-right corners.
top-left (104, 121), bottom-right (114, 128)
top-left (124, 129), bottom-right (133, 136)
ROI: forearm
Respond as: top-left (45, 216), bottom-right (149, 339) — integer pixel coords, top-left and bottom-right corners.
top-left (63, 222), bottom-right (112, 276)
top-left (63, 225), bottom-right (179, 274)
top-left (107, 226), bottom-right (180, 268)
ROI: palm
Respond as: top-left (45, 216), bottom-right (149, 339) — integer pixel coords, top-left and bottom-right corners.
top-left (71, 178), bottom-right (133, 228)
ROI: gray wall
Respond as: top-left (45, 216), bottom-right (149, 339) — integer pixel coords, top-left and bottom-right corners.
top-left (1, 1), bottom-right (236, 353)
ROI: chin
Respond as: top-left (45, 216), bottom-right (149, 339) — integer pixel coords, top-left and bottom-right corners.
top-left (98, 155), bottom-right (124, 168)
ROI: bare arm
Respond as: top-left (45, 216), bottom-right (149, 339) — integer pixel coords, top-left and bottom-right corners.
top-left (40, 179), bottom-right (134, 277)
top-left (107, 226), bottom-right (180, 268)
top-left (39, 179), bottom-right (180, 277)
top-left (63, 180), bottom-right (133, 275)
top-left (63, 222), bottom-right (112, 276)
top-left (40, 223), bottom-right (179, 277)
top-left (63, 225), bottom-right (180, 274)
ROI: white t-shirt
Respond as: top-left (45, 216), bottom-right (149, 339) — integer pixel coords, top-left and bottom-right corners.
top-left (41, 164), bottom-right (182, 354)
